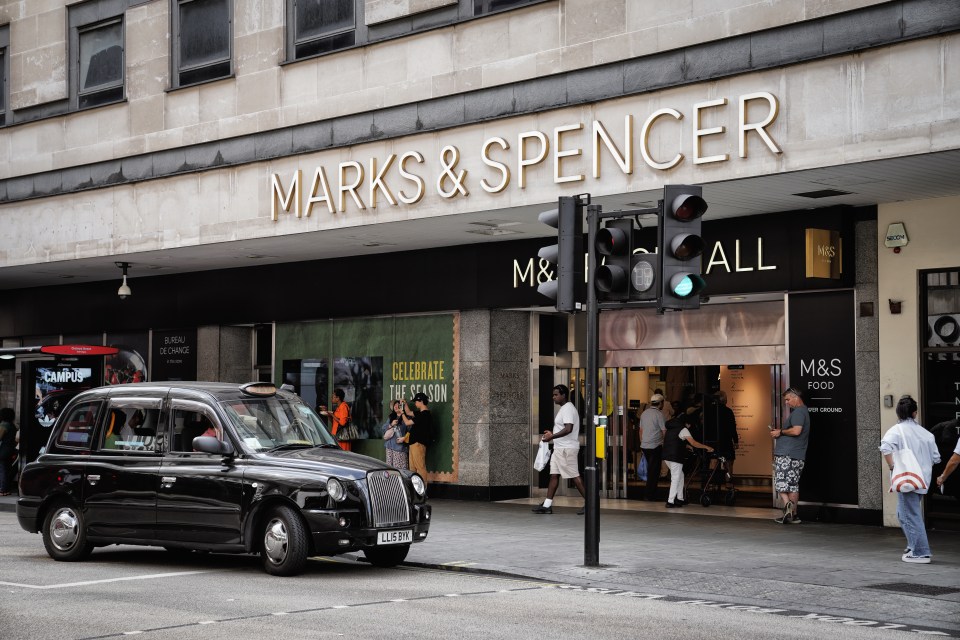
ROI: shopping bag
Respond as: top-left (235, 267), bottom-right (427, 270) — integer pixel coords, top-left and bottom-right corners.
top-left (890, 445), bottom-right (926, 493)
top-left (637, 453), bottom-right (648, 482)
top-left (534, 442), bottom-right (552, 472)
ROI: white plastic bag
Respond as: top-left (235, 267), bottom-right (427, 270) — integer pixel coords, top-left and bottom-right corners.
top-left (534, 441), bottom-right (552, 471)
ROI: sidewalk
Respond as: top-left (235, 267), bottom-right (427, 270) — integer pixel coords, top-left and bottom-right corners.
top-left (4, 493), bottom-right (958, 633)
top-left (406, 497), bottom-right (960, 634)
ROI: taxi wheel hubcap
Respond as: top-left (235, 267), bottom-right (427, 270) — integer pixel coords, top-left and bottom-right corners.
top-left (50, 508), bottom-right (79, 551)
top-left (263, 518), bottom-right (288, 564)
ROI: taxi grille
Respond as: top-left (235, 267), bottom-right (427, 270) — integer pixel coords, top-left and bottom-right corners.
top-left (367, 470), bottom-right (411, 527)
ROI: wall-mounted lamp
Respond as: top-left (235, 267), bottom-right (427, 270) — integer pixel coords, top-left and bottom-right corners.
top-left (116, 262), bottom-right (132, 300)
top-left (888, 299), bottom-right (902, 314)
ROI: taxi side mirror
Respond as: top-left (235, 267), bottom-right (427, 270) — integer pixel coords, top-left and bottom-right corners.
top-left (193, 435), bottom-right (235, 460)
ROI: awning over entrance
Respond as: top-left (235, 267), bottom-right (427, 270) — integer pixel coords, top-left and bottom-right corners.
top-left (600, 300), bottom-right (785, 367)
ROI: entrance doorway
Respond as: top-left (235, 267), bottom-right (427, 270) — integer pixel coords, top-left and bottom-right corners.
top-left (554, 364), bottom-right (784, 508)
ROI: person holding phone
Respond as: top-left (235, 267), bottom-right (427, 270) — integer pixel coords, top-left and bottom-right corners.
top-left (771, 387), bottom-right (810, 524)
top-left (382, 399), bottom-right (409, 470)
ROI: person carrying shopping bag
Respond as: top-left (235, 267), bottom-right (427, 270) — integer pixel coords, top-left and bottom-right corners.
top-left (879, 395), bottom-right (940, 564)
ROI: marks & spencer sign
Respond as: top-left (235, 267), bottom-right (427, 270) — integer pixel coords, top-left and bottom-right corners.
top-left (270, 92), bottom-right (782, 219)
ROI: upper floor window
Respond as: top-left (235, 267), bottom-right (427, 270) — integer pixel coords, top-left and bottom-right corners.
top-left (69, 2), bottom-right (126, 110)
top-left (79, 19), bottom-right (125, 108)
top-left (0, 25), bottom-right (7, 126)
top-left (172, 0), bottom-right (233, 88)
top-left (284, 0), bottom-right (547, 63)
top-left (473, 0), bottom-right (540, 14)
top-left (290, 0), bottom-right (356, 59)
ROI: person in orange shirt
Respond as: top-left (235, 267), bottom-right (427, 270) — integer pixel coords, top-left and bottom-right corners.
top-left (320, 388), bottom-right (352, 451)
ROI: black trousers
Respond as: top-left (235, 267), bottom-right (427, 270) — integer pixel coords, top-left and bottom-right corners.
top-left (642, 446), bottom-right (662, 501)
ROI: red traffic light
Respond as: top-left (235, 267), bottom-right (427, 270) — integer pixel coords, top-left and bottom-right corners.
top-left (669, 193), bottom-right (708, 221)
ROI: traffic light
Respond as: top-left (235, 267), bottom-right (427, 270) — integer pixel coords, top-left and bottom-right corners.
top-left (595, 219), bottom-right (659, 304)
top-left (595, 219), bottom-right (632, 302)
top-left (537, 196), bottom-right (584, 313)
top-left (659, 185), bottom-right (707, 310)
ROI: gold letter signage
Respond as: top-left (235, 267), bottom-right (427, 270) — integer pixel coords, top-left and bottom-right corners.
top-left (271, 92), bottom-right (782, 220)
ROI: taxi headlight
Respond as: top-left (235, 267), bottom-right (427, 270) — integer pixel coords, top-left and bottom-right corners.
top-left (411, 474), bottom-right (426, 497)
top-left (326, 477), bottom-right (346, 502)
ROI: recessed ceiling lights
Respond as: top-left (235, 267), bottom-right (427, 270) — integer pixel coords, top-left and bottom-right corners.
top-left (792, 189), bottom-right (853, 199)
top-left (466, 228), bottom-right (520, 236)
top-left (469, 220), bottom-right (521, 228)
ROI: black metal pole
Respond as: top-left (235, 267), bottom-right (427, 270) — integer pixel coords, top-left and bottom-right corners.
top-left (584, 203), bottom-right (600, 567)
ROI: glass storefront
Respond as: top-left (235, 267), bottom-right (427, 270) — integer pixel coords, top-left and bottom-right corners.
top-left (921, 268), bottom-right (960, 527)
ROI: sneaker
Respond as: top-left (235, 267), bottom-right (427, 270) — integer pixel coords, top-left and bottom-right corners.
top-left (665, 501), bottom-right (678, 508)
top-left (786, 514), bottom-right (801, 524)
top-left (576, 506), bottom-right (585, 515)
top-left (675, 499), bottom-right (687, 507)
top-left (902, 554), bottom-right (931, 564)
top-left (531, 504), bottom-right (553, 514)
top-left (774, 512), bottom-right (792, 524)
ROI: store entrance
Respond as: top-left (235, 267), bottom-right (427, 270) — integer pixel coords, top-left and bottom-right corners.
top-left (560, 364), bottom-right (784, 508)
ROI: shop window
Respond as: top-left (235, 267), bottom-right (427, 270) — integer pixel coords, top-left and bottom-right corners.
top-left (172, 0), bottom-right (233, 88)
top-left (921, 268), bottom-right (960, 427)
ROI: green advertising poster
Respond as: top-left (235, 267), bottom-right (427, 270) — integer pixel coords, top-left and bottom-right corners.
top-left (275, 313), bottom-right (459, 483)
top-left (392, 314), bottom-right (458, 481)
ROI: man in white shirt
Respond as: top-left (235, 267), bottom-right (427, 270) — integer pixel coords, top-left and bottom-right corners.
top-left (533, 384), bottom-right (585, 515)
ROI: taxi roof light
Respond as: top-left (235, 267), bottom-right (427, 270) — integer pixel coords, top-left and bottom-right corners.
top-left (240, 382), bottom-right (278, 397)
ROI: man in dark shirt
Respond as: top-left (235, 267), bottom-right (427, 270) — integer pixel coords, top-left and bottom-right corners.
top-left (401, 392), bottom-right (433, 487)
top-left (771, 387), bottom-right (811, 524)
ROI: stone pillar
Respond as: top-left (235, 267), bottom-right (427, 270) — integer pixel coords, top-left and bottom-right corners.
top-left (855, 219), bottom-right (882, 513)
top-left (456, 310), bottom-right (530, 500)
top-left (197, 325), bottom-right (253, 383)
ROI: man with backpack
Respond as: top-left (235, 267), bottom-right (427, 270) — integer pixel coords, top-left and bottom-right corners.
top-left (401, 392), bottom-right (433, 488)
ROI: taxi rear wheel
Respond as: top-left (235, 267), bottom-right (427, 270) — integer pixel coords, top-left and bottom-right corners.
top-left (261, 505), bottom-right (309, 576)
top-left (363, 544), bottom-right (410, 568)
top-left (42, 502), bottom-right (94, 562)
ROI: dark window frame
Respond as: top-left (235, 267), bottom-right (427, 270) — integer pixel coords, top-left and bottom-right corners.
top-left (68, 0), bottom-right (128, 111)
top-left (0, 25), bottom-right (8, 127)
top-left (919, 267), bottom-right (960, 428)
top-left (283, 0), bottom-right (550, 63)
top-left (170, 0), bottom-right (234, 89)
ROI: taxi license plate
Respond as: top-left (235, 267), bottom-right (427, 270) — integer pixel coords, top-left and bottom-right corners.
top-left (377, 529), bottom-right (412, 545)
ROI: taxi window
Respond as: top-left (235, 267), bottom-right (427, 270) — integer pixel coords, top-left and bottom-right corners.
top-left (100, 404), bottom-right (161, 452)
top-left (54, 401), bottom-right (101, 450)
top-left (172, 407), bottom-right (222, 453)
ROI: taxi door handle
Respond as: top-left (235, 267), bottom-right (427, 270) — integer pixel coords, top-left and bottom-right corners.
top-left (87, 474), bottom-right (100, 486)
top-left (161, 476), bottom-right (177, 489)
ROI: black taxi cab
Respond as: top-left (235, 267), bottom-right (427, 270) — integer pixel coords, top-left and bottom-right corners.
top-left (17, 382), bottom-right (430, 576)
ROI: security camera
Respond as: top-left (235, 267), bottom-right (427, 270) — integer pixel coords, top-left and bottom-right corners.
top-left (116, 261), bottom-right (132, 299)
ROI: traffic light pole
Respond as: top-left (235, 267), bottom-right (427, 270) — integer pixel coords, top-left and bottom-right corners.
top-left (584, 203), bottom-right (600, 567)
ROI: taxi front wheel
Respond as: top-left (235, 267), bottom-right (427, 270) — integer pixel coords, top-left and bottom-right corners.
top-left (42, 502), bottom-right (94, 561)
top-left (261, 505), bottom-right (309, 576)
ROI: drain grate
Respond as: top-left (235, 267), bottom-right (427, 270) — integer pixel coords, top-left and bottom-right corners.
top-left (866, 583), bottom-right (960, 596)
